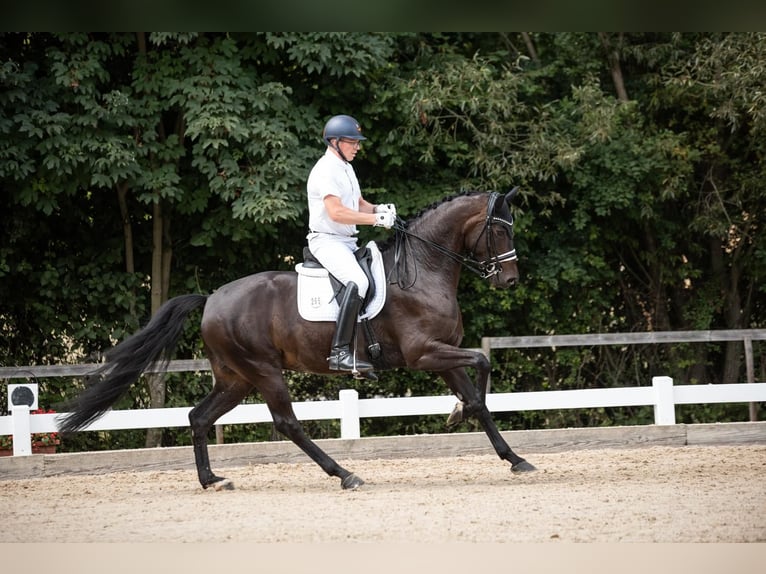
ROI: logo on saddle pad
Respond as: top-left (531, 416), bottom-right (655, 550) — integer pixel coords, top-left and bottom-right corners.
top-left (295, 241), bottom-right (386, 322)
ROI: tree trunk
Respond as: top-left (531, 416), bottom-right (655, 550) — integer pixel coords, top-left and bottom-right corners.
top-left (145, 199), bottom-right (169, 448)
top-left (520, 32), bottom-right (538, 63)
top-left (599, 32), bottom-right (629, 102)
top-left (116, 181), bottom-right (137, 326)
top-left (642, 224), bottom-right (672, 332)
top-left (162, 213), bottom-right (172, 302)
top-left (719, 239), bottom-right (744, 385)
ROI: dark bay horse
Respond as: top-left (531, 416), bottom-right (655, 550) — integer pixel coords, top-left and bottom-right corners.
top-left (59, 189), bottom-right (536, 490)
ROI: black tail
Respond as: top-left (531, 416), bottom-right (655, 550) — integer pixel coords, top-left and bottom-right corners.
top-left (58, 294), bottom-right (208, 434)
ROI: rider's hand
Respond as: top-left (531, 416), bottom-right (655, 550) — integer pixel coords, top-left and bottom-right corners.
top-left (374, 211), bottom-right (396, 229)
top-left (374, 203), bottom-right (397, 217)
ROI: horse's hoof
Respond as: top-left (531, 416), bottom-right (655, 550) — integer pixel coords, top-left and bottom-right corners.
top-left (511, 459), bottom-right (537, 473)
top-left (211, 478), bottom-right (235, 491)
top-left (446, 401), bottom-right (464, 426)
top-left (341, 473), bottom-right (364, 490)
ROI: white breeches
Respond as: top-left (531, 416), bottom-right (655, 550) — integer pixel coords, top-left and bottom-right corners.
top-left (307, 233), bottom-right (369, 298)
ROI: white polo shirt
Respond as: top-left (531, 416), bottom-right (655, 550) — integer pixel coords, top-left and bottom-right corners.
top-left (307, 148), bottom-right (361, 237)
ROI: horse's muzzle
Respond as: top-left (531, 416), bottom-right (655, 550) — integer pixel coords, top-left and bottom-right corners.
top-left (490, 269), bottom-right (518, 288)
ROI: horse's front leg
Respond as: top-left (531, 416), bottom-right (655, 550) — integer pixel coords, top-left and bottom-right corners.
top-left (411, 346), bottom-right (489, 426)
top-left (439, 366), bottom-right (536, 473)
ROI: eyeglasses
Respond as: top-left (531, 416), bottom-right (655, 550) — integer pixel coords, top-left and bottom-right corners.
top-left (339, 138), bottom-right (362, 148)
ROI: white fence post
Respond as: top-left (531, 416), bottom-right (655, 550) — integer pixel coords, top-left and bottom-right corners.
top-left (8, 382), bottom-right (38, 456)
top-left (11, 406), bottom-right (33, 456)
top-left (652, 376), bottom-right (676, 425)
top-left (339, 389), bottom-right (360, 439)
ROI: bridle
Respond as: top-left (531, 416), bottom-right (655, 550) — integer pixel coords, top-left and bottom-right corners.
top-left (468, 190), bottom-right (518, 278)
top-left (389, 191), bottom-right (518, 289)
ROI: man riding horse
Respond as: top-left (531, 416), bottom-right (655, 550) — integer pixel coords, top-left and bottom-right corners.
top-left (306, 114), bottom-right (396, 376)
top-left (58, 119), bottom-right (535, 490)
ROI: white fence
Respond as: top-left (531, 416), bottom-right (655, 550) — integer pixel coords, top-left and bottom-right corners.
top-left (2, 375), bottom-right (766, 457)
top-left (3, 329), bottom-right (764, 457)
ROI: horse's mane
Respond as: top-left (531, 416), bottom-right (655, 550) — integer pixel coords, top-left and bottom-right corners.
top-left (378, 190), bottom-right (483, 252)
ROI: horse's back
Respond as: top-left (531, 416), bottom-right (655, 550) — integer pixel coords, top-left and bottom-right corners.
top-left (200, 270), bottom-right (335, 373)
top-left (204, 270), bottom-right (297, 322)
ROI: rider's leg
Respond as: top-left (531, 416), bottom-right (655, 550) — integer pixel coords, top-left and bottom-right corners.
top-left (307, 235), bottom-right (372, 373)
top-left (307, 234), bottom-right (370, 298)
top-left (328, 282), bottom-right (373, 372)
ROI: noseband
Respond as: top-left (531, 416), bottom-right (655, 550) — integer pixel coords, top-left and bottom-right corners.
top-left (390, 191), bottom-right (517, 287)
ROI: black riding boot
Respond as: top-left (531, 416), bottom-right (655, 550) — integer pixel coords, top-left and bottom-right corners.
top-left (329, 282), bottom-right (374, 373)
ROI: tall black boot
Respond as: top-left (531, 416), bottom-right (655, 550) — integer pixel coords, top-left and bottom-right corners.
top-left (329, 282), bottom-right (374, 373)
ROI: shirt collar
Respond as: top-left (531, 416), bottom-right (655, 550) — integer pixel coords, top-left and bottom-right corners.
top-left (325, 147), bottom-right (349, 166)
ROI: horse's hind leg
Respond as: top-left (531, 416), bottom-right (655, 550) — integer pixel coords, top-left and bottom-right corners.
top-left (440, 368), bottom-right (536, 473)
top-left (189, 368), bottom-right (250, 490)
top-left (258, 369), bottom-right (364, 490)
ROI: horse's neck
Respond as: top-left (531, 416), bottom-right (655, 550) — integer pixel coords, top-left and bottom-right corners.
top-left (395, 199), bottom-right (476, 285)
top-left (410, 200), bottom-right (473, 254)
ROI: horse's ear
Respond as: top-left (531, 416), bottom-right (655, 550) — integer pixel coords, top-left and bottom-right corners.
top-left (505, 186), bottom-right (519, 205)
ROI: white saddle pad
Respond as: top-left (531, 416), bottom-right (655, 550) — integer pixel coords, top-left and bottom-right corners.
top-left (296, 241), bottom-right (386, 322)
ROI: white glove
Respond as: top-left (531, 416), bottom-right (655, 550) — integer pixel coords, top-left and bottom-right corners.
top-left (374, 203), bottom-right (397, 217)
top-left (374, 211), bottom-right (396, 229)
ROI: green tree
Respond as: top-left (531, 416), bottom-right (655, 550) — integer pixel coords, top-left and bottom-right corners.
top-left (0, 32), bottom-right (401, 446)
top-left (382, 32), bottom-right (764, 425)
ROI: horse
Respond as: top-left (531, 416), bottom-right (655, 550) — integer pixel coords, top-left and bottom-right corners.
top-left (58, 188), bottom-right (536, 490)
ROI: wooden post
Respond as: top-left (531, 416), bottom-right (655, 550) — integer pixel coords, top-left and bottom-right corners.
top-left (744, 337), bottom-right (757, 422)
top-left (213, 373), bottom-right (224, 444)
top-left (481, 337), bottom-right (492, 395)
top-left (339, 389), bottom-right (360, 439)
top-left (652, 376), bottom-right (676, 425)
top-left (11, 405), bottom-right (32, 456)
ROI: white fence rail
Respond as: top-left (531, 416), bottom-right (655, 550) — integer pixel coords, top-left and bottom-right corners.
top-left (3, 329), bottom-right (764, 457)
top-left (2, 376), bottom-right (766, 457)
top-left (480, 328), bottom-right (766, 421)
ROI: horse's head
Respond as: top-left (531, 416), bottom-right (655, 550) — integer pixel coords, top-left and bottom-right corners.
top-left (387, 188), bottom-right (520, 290)
top-left (468, 188), bottom-right (520, 288)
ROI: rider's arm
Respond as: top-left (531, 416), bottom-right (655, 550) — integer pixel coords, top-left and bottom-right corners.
top-left (358, 197), bottom-right (377, 214)
top-left (323, 195), bottom-right (377, 226)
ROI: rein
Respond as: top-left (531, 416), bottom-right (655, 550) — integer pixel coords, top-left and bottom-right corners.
top-left (388, 192), bottom-right (517, 289)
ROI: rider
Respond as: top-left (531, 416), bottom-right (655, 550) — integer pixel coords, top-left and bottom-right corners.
top-left (306, 114), bottom-right (396, 374)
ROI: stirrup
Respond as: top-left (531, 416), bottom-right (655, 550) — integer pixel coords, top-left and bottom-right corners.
top-left (354, 370), bottom-right (378, 381)
top-left (328, 347), bottom-right (373, 373)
